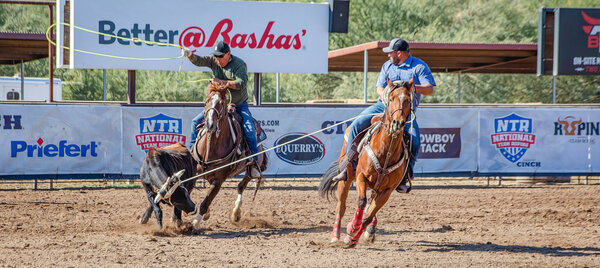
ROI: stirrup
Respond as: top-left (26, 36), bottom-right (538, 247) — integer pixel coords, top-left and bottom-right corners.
top-left (247, 160), bottom-right (261, 179)
top-left (395, 170), bottom-right (412, 193)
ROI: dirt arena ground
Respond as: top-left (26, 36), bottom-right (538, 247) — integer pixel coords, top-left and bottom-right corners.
top-left (1, 178), bottom-right (599, 267)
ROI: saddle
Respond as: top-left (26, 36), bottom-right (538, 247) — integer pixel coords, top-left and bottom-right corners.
top-left (191, 111), bottom-right (267, 166)
top-left (341, 117), bottom-right (414, 193)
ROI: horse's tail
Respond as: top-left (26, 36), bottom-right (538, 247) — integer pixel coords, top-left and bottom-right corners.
top-left (318, 160), bottom-right (340, 201)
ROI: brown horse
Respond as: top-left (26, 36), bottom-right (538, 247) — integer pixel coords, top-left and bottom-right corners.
top-left (190, 81), bottom-right (268, 228)
top-left (319, 78), bottom-right (414, 246)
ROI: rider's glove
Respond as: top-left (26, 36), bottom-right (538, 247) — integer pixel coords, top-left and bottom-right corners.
top-left (181, 48), bottom-right (192, 58)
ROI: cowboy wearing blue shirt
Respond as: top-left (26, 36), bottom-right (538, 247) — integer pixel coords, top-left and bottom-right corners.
top-left (332, 38), bottom-right (436, 193)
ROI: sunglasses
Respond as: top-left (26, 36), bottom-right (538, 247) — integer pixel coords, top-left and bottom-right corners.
top-left (215, 54), bottom-right (224, 58)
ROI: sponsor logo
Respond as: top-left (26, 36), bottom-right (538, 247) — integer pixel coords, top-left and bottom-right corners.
top-left (419, 128), bottom-right (461, 159)
top-left (257, 119), bottom-right (279, 133)
top-left (1, 114), bottom-right (22, 129)
top-left (98, 19), bottom-right (307, 52)
top-left (135, 113), bottom-right (186, 151)
top-left (490, 113), bottom-right (536, 163)
top-left (553, 115), bottom-right (598, 144)
top-left (11, 138), bottom-right (98, 158)
top-left (321, 120), bottom-right (352, 135)
top-left (274, 132), bottom-right (325, 165)
top-left (582, 11), bottom-right (600, 51)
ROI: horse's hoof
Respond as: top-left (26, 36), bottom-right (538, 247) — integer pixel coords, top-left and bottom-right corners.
top-left (364, 226), bottom-right (375, 243)
top-left (344, 235), bottom-right (358, 246)
top-left (346, 222), bottom-right (359, 237)
top-left (139, 216), bottom-right (149, 225)
top-left (192, 214), bottom-right (203, 229)
top-left (203, 210), bottom-right (211, 221)
top-left (330, 237), bottom-right (339, 243)
top-left (231, 209), bottom-right (242, 222)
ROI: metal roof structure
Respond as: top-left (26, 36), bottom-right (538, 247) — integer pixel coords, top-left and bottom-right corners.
top-left (328, 41), bottom-right (538, 74)
top-left (0, 31), bottom-right (48, 65)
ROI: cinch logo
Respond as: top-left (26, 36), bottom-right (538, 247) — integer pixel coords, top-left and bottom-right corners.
top-left (582, 11), bottom-right (600, 51)
top-left (554, 116), bottom-right (600, 136)
top-left (274, 132), bottom-right (325, 165)
top-left (321, 120), bottom-right (351, 135)
top-left (11, 138), bottom-right (98, 158)
top-left (490, 113), bottom-right (536, 163)
top-left (98, 19), bottom-right (307, 52)
top-left (136, 113), bottom-right (186, 151)
top-left (1, 115), bottom-right (22, 129)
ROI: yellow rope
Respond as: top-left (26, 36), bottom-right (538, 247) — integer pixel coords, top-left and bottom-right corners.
top-left (46, 22), bottom-right (209, 83)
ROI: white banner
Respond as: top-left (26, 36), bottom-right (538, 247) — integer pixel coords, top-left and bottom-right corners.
top-left (121, 106), bottom-right (199, 175)
top-left (415, 108), bottom-right (478, 174)
top-left (2, 104), bottom-right (598, 177)
top-left (478, 108), bottom-right (598, 174)
top-left (0, 104), bottom-right (122, 175)
top-left (68, 0), bottom-right (329, 73)
top-left (253, 107), bottom-right (362, 176)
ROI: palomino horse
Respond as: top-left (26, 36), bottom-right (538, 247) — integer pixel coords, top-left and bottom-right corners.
top-left (190, 81), bottom-right (268, 228)
top-left (319, 78), bottom-right (414, 246)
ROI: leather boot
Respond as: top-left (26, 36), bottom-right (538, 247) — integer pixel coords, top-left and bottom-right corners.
top-left (247, 160), bottom-right (261, 179)
top-left (396, 167), bottom-right (412, 193)
top-left (332, 155), bottom-right (351, 182)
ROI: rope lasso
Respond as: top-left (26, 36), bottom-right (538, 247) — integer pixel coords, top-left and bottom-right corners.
top-left (46, 22), bottom-right (209, 83)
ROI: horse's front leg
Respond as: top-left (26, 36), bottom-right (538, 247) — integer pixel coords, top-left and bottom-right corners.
top-left (192, 179), bottom-right (223, 229)
top-left (232, 173), bottom-right (252, 222)
top-left (344, 173), bottom-right (368, 246)
top-left (331, 176), bottom-right (353, 243)
top-left (362, 187), bottom-right (393, 243)
top-left (363, 190), bottom-right (379, 242)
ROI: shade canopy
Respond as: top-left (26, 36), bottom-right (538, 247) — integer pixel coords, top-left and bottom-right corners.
top-left (328, 41), bottom-right (538, 74)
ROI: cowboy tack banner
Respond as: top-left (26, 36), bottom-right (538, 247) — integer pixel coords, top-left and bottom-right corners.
top-left (64, 0), bottom-right (329, 73)
top-left (479, 108), bottom-right (599, 174)
top-left (415, 108), bottom-right (478, 174)
top-left (0, 104), bottom-right (122, 175)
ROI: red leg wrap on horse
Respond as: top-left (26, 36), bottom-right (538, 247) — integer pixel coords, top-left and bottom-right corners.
top-left (347, 208), bottom-right (364, 235)
top-left (331, 219), bottom-right (341, 239)
top-left (351, 208), bottom-right (364, 229)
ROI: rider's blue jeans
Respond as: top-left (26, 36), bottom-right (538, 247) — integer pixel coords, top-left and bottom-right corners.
top-left (189, 102), bottom-right (259, 161)
top-left (344, 99), bottom-right (420, 171)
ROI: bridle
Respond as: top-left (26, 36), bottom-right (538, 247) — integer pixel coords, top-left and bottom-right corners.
top-left (382, 81), bottom-right (413, 137)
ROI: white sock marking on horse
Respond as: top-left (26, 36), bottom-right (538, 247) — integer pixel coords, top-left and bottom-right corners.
top-left (234, 194), bottom-right (243, 209)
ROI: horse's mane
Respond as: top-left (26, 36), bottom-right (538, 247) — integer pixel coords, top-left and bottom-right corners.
top-left (207, 82), bottom-right (228, 94)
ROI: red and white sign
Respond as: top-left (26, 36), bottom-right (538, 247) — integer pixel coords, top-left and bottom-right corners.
top-left (66, 0), bottom-right (329, 73)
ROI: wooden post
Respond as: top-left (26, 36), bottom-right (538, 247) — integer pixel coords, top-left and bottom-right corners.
top-left (253, 73), bottom-right (261, 106)
top-left (127, 70), bottom-right (136, 104)
top-left (48, 4), bottom-right (54, 102)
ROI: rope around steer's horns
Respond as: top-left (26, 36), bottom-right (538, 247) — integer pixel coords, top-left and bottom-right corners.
top-left (154, 169), bottom-right (186, 204)
top-left (177, 112), bottom-right (388, 185)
